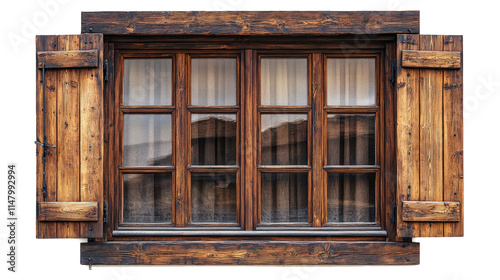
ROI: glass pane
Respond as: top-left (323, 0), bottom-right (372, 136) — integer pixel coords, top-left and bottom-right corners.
top-left (123, 58), bottom-right (172, 105)
top-left (123, 114), bottom-right (172, 166)
top-left (327, 173), bottom-right (376, 223)
top-left (191, 114), bottom-right (237, 165)
top-left (261, 58), bottom-right (308, 105)
top-left (191, 173), bottom-right (237, 223)
top-left (191, 58), bottom-right (237, 105)
top-left (261, 173), bottom-right (308, 223)
top-left (327, 114), bottom-right (375, 165)
top-left (327, 58), bottom-right (376, 106)
top-left (261, 114), bottom-right (308, 165)
top-left (123, 173), bottom-right (172, 223)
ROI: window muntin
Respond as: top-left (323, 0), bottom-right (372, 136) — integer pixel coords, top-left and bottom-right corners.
top-left (116, 50), bottom-right (381, 232)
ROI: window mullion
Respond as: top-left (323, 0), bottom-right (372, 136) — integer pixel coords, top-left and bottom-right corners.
top-left (174, 53), bottom-right (188, 227)
top-left (311, 52), bottom-right (324, 227)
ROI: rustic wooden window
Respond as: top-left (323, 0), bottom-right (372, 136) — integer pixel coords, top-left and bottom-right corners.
top-left (35, 11), bottom-right (463, 266)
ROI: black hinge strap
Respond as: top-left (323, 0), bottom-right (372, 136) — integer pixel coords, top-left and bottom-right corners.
top-left (390, 59), bottom-right (397, 84)
top-left (104, 59), bottom-right (109, 82)
top-left (35, 63), bottom-right (57, 200)
top-left (391, 201), bottom-right (397, 223)
top-left (103, 202), bottom-right (108, 223)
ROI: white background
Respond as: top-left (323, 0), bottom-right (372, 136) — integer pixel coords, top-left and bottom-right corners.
top-left (0, 0), bottom-right (498, 279)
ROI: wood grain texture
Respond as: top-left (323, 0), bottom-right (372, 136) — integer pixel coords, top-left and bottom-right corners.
top-left (396, 34), bottom-right (421, 238)
top-left (36, 35), bottom-right (59, 238)
top-left (81, 11), bottom-right (419, 36)
top-left (37, 50), bottom-right (99, 68)
top-left (396, 34), bottom-right (463, 237)
top-left (36, 34), bottom-right (104, 238)
top-left (402, 201), bottom-right (460, 222)
top-left (443, 35), bottom-right (464, 237)
top-left (81, 241), bottom-right (419, 265)
top-left (38, 202), bottom-right (98, 222)
top-left (311, 53), bottom-right (323, 227)
top-left (79, 33), bottom-right (104, 238)
top-left (402, 50), bottom-right (461, 69)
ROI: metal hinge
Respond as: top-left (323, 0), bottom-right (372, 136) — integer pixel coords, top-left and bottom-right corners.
top-left (103, 202), bottom-right (108, 223)
top-left (391, 201), bottom-right (397, 223)
top-left (390, 59), bottom-right (397, 84)
top-left (104, 59), bottom-right (109, 82)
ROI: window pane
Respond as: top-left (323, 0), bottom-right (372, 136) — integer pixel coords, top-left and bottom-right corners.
top-left (123, 58), bottom-right (172, 105)
top-left (191, 114), bottom-right (237, 165)
top-left (261, 114), bottom-right (308, 165)
top-left (327, 58), bottom-right (376, 106)
top-left (123, 114), bottom-right (172, 166)
top-left (261, 58), bottom-right (308, 105)
top-left (261, 173), bottom-right (308, 223)
top-left (191, 173), bottom-right (237, 223)
top-left (191, 58), bottom-right (237, 105)
top-left (327, 114), bottom-right (375, 165)
top-left (123, 173), bottom-right (172, 223)
top-left (327, 173), bottom-right (376, 223)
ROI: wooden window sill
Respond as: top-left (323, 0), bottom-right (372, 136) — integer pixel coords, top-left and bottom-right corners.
top-left (80, 240), bottom-right (419, 265)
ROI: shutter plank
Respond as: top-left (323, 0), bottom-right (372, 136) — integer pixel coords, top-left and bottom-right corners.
top-left (402, 50), bottom-right (461, 69)
top-left (37, 50), bottom-right (99, 68)
top-left (79, 34), bottom-right (104, 238)
top-left (56, 35), bottom-right (81, 238)
top-left (38, 202), bottom-right (98, 222)
top-left (443, 35), bottom-right (464, 237)
top-left (419, 35), bottom-right (444, 237)
top-left (402, 201), bottom-right (460, 222)
top-left (36, 36), bottom-right (59, 238)
top-left (396, 34), bottom-right (421, 238)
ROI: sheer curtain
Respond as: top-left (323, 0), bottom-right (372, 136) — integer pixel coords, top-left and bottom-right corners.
top-left (261, 58), bottom-right (308, 106)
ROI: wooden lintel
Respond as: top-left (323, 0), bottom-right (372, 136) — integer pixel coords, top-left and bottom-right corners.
top-left (402, 50), bottom-right (461, 69)
top-left (38, 202), bottom-right (99, 222)
top-left (37, 49), bottom-right (99, 68)
top-left (81, 241), bottom-right (419, 265)
top-left (81, 11), bottom-right (420, 36)
top-left (402, 201), bottom-right (460, 222)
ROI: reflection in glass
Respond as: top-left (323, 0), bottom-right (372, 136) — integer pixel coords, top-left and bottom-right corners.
top-left (327, 58), bottom-right (376, 106)
top-left (191, 58), bottom-right (237, 105)
top-left (261, 58), bottom-right (308, 105)
top-left (261, 114), bottom-right (308, 165)
top-left (261, 173), bottom-right (308, 223)
top-left (191, 114), bottom-right (237, 165)
top-left (123, 58), bottom-right (172, 105)
top-left (123, 173), bottom-right (172, 223)
top-left (327, 173), bottom-right (376, 223)
top-left (191, 173), bottom-right (237, 223)
top-left (123, 114), bottom-right (172, 166)
top-left (327, 114), bottom-right (375, 165)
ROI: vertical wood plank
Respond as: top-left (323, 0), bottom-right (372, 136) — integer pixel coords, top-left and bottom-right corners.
top-left (243, 49), bottom-right (254, 230)
top-left (384, 42), bottom-right (397, 241)
top-left (419, 35), bottom-right (444, 237)
top-left (56, 35), bottom-right (80, 238)
top-left (396, 34), bottom-right (420, 238)
top-left (175, 53), bottom-right (188, 226)
top-left (36, 36), bottom-right (59, 238)
top-left (311, 53), bottom-right (323, 227)
top-left (443, 35), bottom-right (464, 237)
top-left (104, 42), bottom-right (115, 240)
top-left (79, 33), bottom-right (104, 238)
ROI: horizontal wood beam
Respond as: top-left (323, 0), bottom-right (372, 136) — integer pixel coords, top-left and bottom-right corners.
top-left (402, 50), bottom-right (461, 69)
top-left (402, 201), bottom-right (460, 222)
top-left (81, 241), bottom-right (419, 265)
top-left (38, 202), bottom-right (99, 222)
top-left (37, 50), bottom-right (99, 68)
top-left (81, 11), bottom-right (419, 36)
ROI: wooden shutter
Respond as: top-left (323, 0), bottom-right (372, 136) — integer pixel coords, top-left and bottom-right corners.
top-left (396, 34), bottom-right (463, 238)
top-left (36, 34), bottom-right (104, 238)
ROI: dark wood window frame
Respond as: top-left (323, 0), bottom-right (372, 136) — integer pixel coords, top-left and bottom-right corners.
top-left (34, 11), bottom-right (464, 266)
